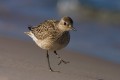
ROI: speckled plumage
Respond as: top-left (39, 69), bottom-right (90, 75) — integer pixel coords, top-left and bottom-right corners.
top-left (25, 16), bottom-right (75, 72)
top-left (30, 20), bottom-right (59, 40)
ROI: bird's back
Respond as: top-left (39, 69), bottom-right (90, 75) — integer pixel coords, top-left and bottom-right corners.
top-left (29, 20), bottom-right (61, 40)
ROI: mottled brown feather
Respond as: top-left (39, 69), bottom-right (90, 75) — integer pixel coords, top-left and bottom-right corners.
top-left (30, 20), bottom-right (62, 40)
top-left (25, 16), bottom-right (74, 50)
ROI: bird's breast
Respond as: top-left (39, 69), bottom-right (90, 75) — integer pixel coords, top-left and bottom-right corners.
top-left (35, 32), bottom-right (70, 51)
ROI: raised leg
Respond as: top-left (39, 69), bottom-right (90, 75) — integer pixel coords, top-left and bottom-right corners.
top-left (46, 50), bottom-right (60, 72)
top-left (54, 51), bottom-right (69, 65)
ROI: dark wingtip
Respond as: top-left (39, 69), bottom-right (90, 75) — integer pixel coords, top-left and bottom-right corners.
top-left (28, 27), bottom-right (31, 30)
top-left (28, 25), bottom-right (32, 30)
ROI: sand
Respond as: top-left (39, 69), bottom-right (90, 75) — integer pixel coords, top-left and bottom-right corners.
top-left (0, 36), bottom-right (120, 80)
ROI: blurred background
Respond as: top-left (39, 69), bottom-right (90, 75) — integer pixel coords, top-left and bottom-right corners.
top-left (0, 0), bottom-right (120, 64)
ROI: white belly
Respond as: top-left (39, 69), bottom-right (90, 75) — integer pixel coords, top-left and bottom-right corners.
top-left (27, 31), bottom-right (69, 51)
top-left (35, 39), bottom-right (68, 51)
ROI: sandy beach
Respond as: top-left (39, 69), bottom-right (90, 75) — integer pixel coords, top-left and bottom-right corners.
top-left (0, 36), bottom-right (120, 80)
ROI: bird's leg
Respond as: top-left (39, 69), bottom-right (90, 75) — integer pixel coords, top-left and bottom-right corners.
top-left (54, 51), bottom-right (69, 65)
top-left (46, 50), bottom-right (60, 72)
top-left (46, 51), bottom-right (53, 71)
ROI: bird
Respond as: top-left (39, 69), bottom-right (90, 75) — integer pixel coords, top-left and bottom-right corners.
top-left (24, 16), bottom-right (76, 72)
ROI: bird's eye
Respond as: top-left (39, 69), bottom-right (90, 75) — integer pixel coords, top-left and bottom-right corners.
top-left (64, 22), bottom-right (67, 25)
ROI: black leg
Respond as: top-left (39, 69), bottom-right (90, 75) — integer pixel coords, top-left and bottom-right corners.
top-left (54, 51), bottom-right (69, 65)
top-left (46, 50), bottom-right (60, 72)
top-left (46, 50), bottom-right (53, 71)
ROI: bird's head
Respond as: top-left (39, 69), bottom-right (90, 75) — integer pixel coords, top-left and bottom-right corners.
top-left (58, 16), bottom-right (76, 31)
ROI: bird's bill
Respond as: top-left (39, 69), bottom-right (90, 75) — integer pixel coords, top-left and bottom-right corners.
top-left (72, 27), bottom-right (76, 31)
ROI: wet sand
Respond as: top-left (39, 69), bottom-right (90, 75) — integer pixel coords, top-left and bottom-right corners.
top-left (0, 36), bottom-right (120, 80)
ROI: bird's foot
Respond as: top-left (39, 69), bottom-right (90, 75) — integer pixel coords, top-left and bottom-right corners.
top-left (58, 59), bottom-right (69, 65)
top-left (49, 68), bottom-right (60, 73)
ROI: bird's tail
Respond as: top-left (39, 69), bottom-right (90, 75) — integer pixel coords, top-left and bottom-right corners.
top-left (24, 31), bottom-right (31, 36)
top-left (24, 25), bottom-right (33, 36)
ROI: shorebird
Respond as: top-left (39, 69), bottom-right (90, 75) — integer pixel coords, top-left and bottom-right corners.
top-left (24, 16), bottom-right (76, 72)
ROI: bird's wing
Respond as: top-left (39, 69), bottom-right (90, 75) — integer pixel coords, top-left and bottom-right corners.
top-left (30, 20), bottom-right (61, 40)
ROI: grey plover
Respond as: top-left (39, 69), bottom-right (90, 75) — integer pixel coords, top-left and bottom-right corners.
top-left (24, 16), bottom-right (76, 72)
